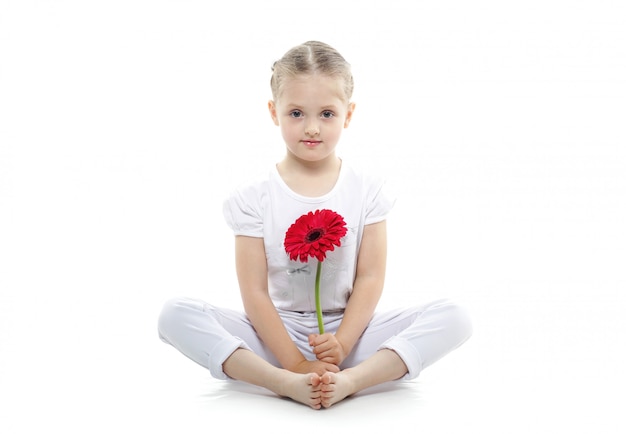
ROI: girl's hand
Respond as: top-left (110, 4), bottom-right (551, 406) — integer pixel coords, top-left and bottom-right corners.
top-left (309, 333), bottom-right (347, 366)
top-left (291, 359), bottom-right (340, 376)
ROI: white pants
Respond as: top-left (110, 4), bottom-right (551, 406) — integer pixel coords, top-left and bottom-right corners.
top-left (158, 298), bottom-right (472, 380)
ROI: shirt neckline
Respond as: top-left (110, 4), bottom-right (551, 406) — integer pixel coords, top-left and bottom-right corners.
top-left (271, 160), bottom-right (346, 203)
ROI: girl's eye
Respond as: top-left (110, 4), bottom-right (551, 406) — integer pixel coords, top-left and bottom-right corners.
top-left (290, 110), bottom-right (303, 118)
top-left (321, 111), bottom-right (334, 119)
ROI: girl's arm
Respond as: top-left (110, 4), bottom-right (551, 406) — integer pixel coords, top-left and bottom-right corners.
top-left (234, 235), bottom-right (339, 375)
top-left (310, 220), bottom-right (387, 365)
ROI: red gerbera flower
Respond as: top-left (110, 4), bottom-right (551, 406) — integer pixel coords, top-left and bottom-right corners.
top-left (284, 209), bottom-right (347, 263)
top-left (284, 209), bottom-right (347, 334)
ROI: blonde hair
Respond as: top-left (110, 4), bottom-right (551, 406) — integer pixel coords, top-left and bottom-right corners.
top-left (270, 41), bottom-right (354, 102)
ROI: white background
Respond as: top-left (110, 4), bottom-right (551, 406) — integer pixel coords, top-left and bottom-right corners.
top-left (1, 1), bottom-right (624, 432)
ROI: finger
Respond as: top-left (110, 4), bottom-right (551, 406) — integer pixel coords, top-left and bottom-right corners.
top-left (311, 343), bottom-right (323, 355)
top-left (311, 337), bottom-right (330, 351)
top-left (317, 350), bottom-right (338, 363)
top-left (319, 354), bottom-right (339, 364)
top-left (313, 342), bottom-right (335, 356)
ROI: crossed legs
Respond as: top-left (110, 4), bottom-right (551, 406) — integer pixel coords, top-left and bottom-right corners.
top-left (160, 298), bottom-right (472, 409)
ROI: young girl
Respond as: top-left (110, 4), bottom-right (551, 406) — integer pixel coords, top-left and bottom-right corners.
top-left (158, 41), bottom-right (472, 409)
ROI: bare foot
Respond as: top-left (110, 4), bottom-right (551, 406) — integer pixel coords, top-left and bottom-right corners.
top-left (277, 372), bottom-right (323, 410)
top-left (320, 371), bottom-right (356, 408)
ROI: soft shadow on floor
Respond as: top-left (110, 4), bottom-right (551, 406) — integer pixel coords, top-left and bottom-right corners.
top-left (199, 376), bottom-right (423, 404)
top-left (195, 376), bottom-right (427, 429)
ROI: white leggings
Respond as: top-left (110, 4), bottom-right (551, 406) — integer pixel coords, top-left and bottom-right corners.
top-left (158, 298), bottom-right (472, 380)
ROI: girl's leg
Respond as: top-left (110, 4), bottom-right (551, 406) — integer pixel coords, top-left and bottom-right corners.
top-left (223, 349), bottom-right (324, 410)
top-left (320, 299), bottom-right (472, 408)
top-left (159, 298), bottom-right (324, 409)
top-left (158, 298), bottom-right (279, 379)
top-left (342, 299), bottom-right (473, 379)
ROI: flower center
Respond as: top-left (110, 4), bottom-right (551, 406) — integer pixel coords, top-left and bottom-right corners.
top-left (306, 228), bottom-right (324, 243)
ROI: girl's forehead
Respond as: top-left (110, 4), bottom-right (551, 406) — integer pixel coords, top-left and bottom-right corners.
top-left (278, 74), bottom-right (348, 102)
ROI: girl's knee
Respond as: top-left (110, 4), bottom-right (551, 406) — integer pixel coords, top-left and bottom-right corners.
top-left (157, 297), bottom-right (196, 341)
top-left (437, 299), bottom-right (473, 344)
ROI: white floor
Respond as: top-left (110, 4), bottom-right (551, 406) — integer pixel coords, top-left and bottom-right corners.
top-left (1, 1), bottom-right (625, 433)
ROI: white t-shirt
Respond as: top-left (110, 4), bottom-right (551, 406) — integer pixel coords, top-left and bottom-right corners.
top-left (223, 163), bottom-right (395, 313)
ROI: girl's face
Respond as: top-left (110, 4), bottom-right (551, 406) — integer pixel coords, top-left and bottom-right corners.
top-left (268, 74), bottom-right (355, 166)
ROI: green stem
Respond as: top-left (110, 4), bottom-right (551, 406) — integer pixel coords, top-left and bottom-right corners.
top-left (315, 260), bottom-right (324, 334)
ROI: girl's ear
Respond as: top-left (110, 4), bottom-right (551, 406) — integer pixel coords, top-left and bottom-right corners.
top-left (343, 102), bottom-right (356, 128)
top-left (268, 100), bottom-right (279, 126)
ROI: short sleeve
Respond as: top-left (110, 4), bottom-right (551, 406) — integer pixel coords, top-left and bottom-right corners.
top-left (364, 177), bottom-right (396, 225)
top-left (222, 185), bottom-right (264, 237)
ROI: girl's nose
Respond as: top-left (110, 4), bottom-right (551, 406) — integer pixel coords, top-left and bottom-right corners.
top-left (305, 122), bottom-right (320, 136)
